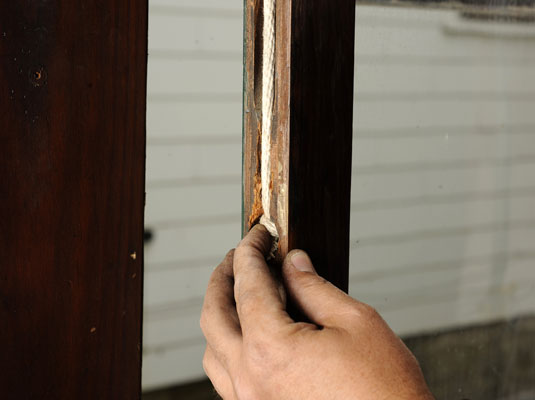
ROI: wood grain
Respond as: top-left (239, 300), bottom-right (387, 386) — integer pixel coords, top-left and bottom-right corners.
top-left (0, 1), bottom-right (147, 399)
top-left (243, 0), bottom-right (356, 291)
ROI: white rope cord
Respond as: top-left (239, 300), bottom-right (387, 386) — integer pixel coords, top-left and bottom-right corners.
top-left (259, 0), bottom-right (279, 239)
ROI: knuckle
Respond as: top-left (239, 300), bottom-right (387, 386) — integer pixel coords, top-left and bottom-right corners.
top-left (235, 246), bottom-right (260, 263)
top-left (361, 303), bottom-right (379, 317)
top-left (245, 336), bottom-right (274, 367)
top-left (225, 248), bottom-right (235, 259)
top-left (206, 269), bottom-right (220, 289)
top-left (335, 302), bottom-right (381, 329)
top-left (301, 274), bottom-right (329, 292)
top-left (233, 376), bottom-right (258, 400)
top-left (211, 251), bottom-right (235, 278)
top-left (199, 304), bottom-right (215, 335)
top-left (237, 291), bottom-right (261, 316)
top-left (213, 259), bottom-right (229, 277)
top-left (233, 273), bottom-right (244, 294)
top-left (199, 310), bottom-right (209, 333)
top-left (244, 334), bottom-right (290, 381)
top-left (237, 233), bottom-right (268, 256)
top-left (356, 302), bottom-right (380, 322)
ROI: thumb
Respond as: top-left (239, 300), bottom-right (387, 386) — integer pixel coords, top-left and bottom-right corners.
top-left (282, 250), bottom-right (358, 328)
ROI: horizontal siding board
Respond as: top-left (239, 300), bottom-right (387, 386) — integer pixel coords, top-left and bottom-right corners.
top-left (350, 223), bottom-right (535, 276)
top-left (145, 184), bottom-right (241, 225)
top-left (355, 100), bottom-right (535, 130)
top-left (352, 163), bottom-right (535, 203)
top-left (147, 60), bottom-right (241, 94)
top-left (144, 265), bottom-right (213, 307)
top-left (146, 143), bottom-right (241, 182)
top-left (354, 64), bottom-right (535, 94)
top-left (353, 132), bottom-right (535, 166)
top-left (380, 278), bottom-right (535, 336)
top-left (142, 344), bottom-right (206, 391)
top-left (353, 256), bottom-right (535, 304)
top-left (149, 15), bottom-right (241, 52)
top-left (143, 307), bottom-right (203, 347)
top-left (147, 102), bottom-right (240, 136)
top-left (150, 0), bottom-right (240, 9)
top-left (145, 223), bottom-right (240, 265)
top-left (351, 199), bottom-right (535, 242)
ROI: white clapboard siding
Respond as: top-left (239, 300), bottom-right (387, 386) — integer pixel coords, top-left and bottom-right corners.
top-left (145, 184), bottom-right (241, 224)
top-left (352, 163), bottom-right (535, 203)
top-left (149, 16), bottom-right (241, 53)
top-left (145, 223), bottom-right (241, 265)
top-left (379, 266), bottom-right (535, 336)
top-left (142, 0), bottom-right (535, 391)
top-left (146, 143), bottom-right (241, 183)
top-left (355, 100), bottom-right (535, 130)
top-left (147, 102), bottom-right (241, 136)
top-left (350, 224), bottom-right (535, 277)
top-left (143, 343), bottom-right (207, 391)
top-left (148, 60), bottom-right (241, 94)
top-left (351, 196), bottom-right (535, 236)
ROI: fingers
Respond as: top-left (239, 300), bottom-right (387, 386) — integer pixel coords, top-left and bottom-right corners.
top-left (200, 250), bottom-right (242, 368)
top-left (233, 225), bottom-right (293, 336)
top-left (203, 345), bottom-right (237, 400)
top-left (282, 250), bottom-right (361, 328)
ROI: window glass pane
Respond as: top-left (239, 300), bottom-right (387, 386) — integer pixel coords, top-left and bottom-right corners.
top-left (142, 1), bottom-right (535, 398)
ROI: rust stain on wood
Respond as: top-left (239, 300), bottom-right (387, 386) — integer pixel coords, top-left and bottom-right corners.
top-left (248, 174), bottom-right (264, 228)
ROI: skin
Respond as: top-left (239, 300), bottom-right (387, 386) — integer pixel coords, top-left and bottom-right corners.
top-left (200, 224), bottom-right (435, 400)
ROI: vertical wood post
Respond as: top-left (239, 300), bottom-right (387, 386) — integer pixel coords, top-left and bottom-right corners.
top-left (243, 0), bottom-right (356, 291)
top-left (0, 1), bottom-right (147, 399)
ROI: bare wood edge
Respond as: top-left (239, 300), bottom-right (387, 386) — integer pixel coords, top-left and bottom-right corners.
top-left (243, 0), bottom-right (261, 236)
top-left (272, 0), bottom-right (291, 260)
top-left (243, 0), bottom-right (290, 264)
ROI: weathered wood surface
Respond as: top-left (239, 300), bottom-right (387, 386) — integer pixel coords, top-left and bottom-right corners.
top-left (0, 1), bottom-right (147, 399)
top-left (243, 0), bottom-right (356, 291)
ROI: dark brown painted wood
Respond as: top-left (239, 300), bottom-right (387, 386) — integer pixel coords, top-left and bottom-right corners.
top-left (243, 0), bottom-right (356, 292)
top-left (0, 1), bottom-right (147, 399)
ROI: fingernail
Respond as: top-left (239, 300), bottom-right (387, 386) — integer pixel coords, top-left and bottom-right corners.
top-left (290, 251), bottom-right (315, 273)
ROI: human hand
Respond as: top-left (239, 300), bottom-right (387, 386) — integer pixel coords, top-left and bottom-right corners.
top-left (200, 224), bottom-right (434, 400)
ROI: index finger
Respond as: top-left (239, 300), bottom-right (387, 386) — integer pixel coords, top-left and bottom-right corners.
top-left (233, 224), bottom-right (292, 337)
